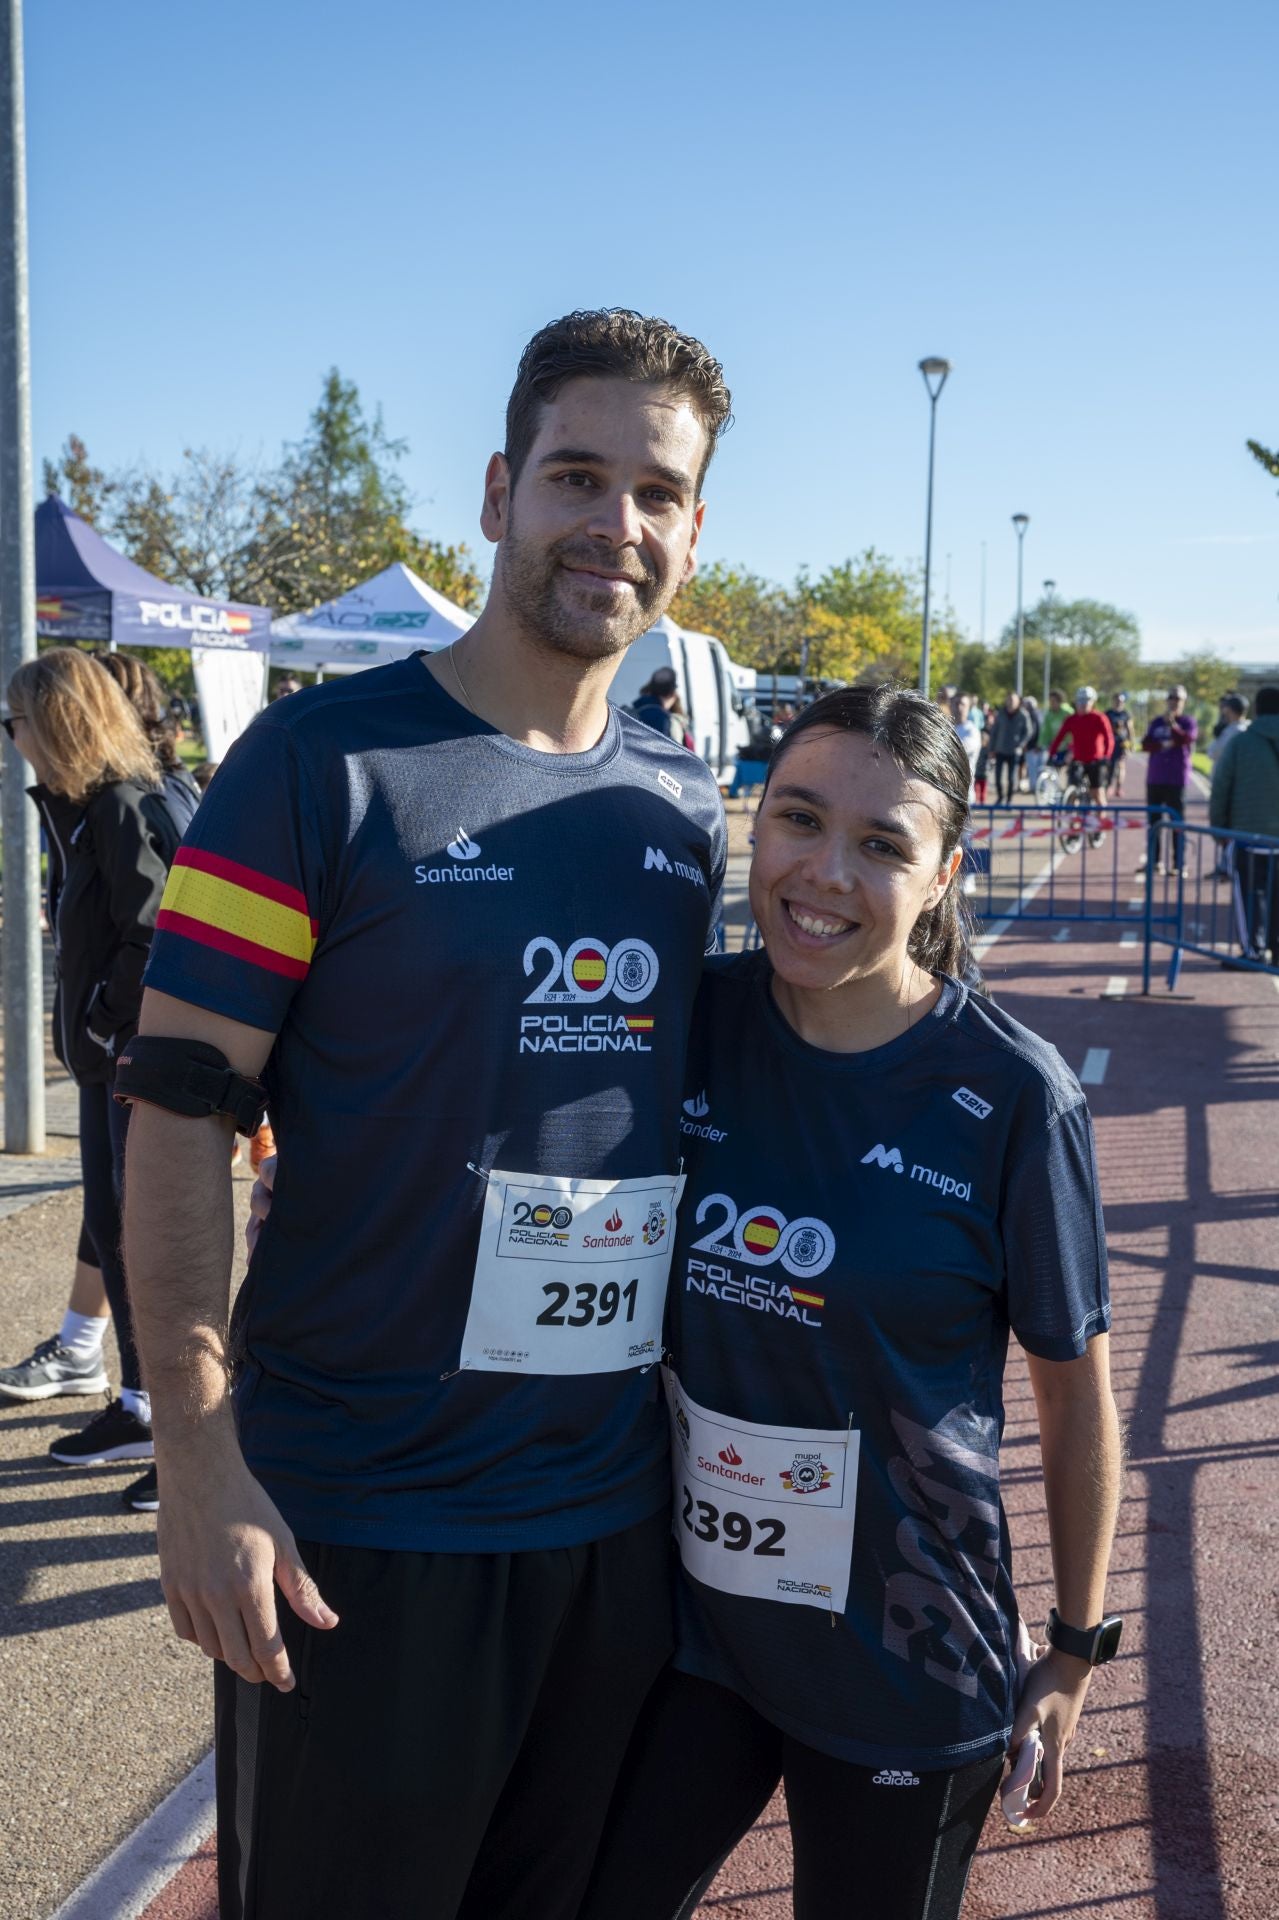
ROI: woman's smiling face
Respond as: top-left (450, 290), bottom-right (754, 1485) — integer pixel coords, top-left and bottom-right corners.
top-left (749, 726), bottom-right (962, 994)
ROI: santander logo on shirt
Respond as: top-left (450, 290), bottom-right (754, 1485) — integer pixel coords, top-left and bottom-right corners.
top-left (415, 827), bottom-right (514, 886)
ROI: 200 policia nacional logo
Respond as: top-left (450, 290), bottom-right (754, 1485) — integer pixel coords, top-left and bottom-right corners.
top-left (683, 1191), bottom-right (836, 1328)
top-left (519, 935), bottom-right (660, 1055)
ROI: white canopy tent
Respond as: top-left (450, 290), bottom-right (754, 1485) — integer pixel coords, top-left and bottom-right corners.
top-left (270, 562), bottom-right (476, 671)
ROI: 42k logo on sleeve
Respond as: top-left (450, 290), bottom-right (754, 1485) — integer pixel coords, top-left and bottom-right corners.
top-left (519, 935), bottom-right (661, 1055)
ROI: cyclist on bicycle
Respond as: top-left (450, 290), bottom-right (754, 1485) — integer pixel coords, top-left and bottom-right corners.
top-left (1048, 688), bottom-right (1115, 847)
top-left (1049, 689), bottom-right (1114, 795)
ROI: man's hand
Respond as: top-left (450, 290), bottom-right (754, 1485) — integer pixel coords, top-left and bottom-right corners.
top-left (159, 1440), bottom-right (338, 1690)
top-left (1009, 1646), bottom-right (1092, 1822)
top-left (246, 1152), bottom-right (277, 1257)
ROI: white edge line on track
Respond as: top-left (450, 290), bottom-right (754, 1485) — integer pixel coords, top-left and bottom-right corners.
top-left (1079, 1047), bottom-right (1111, 1085)
top-left (970, 845), bottom-right (1069, 964)
top-left (1103, 976), bottom-right (1129, 998)
top-left (49, 1751), bottom-right (215, 1920)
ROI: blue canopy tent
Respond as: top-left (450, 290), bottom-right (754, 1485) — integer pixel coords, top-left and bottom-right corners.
top-left (35, 494), bottom-right (271, 652)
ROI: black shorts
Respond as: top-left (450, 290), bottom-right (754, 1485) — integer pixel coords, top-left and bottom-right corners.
top-left (579, 1667), bottom-right (1004, 1920)
top-left (216, 1508), bottom-right (673, 1920)
top-left (1071, 760), bottom-right (1109, 791)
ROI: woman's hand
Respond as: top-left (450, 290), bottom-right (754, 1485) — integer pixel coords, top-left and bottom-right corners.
top-left (1009, 1645), bottom-right (1093, 1822)
top-left (246, 1152), bottom-right (277, 1257)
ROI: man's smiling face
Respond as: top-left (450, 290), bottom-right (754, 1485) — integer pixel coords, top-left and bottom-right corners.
top-left (484, 375), bottom-right (706, 663)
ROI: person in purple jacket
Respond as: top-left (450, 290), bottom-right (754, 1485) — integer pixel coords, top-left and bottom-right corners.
top-left (1137, 684), bottom-right (1197, 874)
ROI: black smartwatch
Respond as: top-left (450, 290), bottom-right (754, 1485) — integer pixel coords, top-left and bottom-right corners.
top-left (1045, 1607), bottom-right (1123, 1666)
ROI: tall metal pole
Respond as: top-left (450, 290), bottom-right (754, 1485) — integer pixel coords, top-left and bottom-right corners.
top-left (1042, 578), bottom-right (1056, 712)
top-left (979, 541), bottom-right (987, 646)
top-left (1012, 513), bottom-right (1029, 697)
top-left (917, 358), bottom-right (951, 700)
top-left (0, 0), bottom-right (44, 1154)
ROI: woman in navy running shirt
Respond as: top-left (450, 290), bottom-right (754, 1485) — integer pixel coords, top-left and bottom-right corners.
top-left (580, 685), bottom-right (1121, 1920)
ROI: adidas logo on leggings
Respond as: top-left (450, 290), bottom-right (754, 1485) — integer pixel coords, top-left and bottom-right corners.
top-left (871, 1769), bottom-right (921, 1787)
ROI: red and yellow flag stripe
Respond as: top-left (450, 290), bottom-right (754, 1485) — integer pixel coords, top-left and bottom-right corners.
top-left (157, 848), bottom-right (317, 981)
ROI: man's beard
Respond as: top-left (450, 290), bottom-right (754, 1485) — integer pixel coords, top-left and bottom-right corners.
top-left (498, 520), bottom-right (670, 663)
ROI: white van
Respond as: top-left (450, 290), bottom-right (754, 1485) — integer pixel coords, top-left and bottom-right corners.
top-left (610, 615), bottom-right (750, 785)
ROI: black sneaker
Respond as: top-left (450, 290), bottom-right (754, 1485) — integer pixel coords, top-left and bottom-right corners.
top-left (49, 1396), bottom-right (154, 1466)
top-left (0, 1334), bottom-right (109, 1402)
top-left (122, 1465), bottom-right (159, 1512)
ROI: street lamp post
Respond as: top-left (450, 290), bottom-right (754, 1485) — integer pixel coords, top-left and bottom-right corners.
top-left (917, 357), bottom-right (951, 699)
top-left (1011, 513), bottom-right (1029, 696)
top-left (1041, 578), bottom-right (1056, 711)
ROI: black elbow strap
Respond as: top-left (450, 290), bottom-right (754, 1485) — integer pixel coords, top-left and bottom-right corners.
top-left (113, 1035), bottom-right (267, 1137)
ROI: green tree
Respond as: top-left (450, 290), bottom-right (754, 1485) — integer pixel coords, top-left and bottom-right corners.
top-left (251, 369), bottom-right (483, 615)
top-left (1246, 438), bottom-right (1279, 487)
top-left (50, 371), bottom-right (484, 631)
top-left (992, 596), bottom-right (1141, 705)
top-left (43, 434), bottom-right (114, 523)
top-left (808, 549), bottom-right (965, 687)
top-left (1147, 648), bottom-right (1237, 705)
top-left (670, 563), bottom-right (798, 676)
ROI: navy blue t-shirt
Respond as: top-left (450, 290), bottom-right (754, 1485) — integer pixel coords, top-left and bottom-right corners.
top-left (144, 657), bottom-right (726, 1551)
top-left (668, 954), bottom-right (1110, 1769)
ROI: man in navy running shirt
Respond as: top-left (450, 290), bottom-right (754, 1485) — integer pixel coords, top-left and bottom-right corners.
top-left (122, 312), bottom-right (730, 1920)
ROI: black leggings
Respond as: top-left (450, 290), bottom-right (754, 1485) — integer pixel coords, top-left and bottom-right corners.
top-left (993, 754), bottom-right (1019, 804)
top-left (78, 1082), bottom-right (138, 1390)
top-left (578, 1668), bottom-right (1004, 1920)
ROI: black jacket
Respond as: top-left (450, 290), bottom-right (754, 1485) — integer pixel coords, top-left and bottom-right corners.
top-left (30, 777), bottom-right (184, 1086)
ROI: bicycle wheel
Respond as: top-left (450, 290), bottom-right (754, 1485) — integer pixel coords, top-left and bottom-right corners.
top-left (1058, 782), bottom-right (1086, 854)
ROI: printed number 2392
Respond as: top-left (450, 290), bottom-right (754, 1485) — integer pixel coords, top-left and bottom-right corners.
top-left (681, 1485), bottom-right (786, 1555)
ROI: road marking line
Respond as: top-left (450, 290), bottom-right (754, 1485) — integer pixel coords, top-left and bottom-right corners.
top-left (1080, 1048), bottom-right (1111, 1085)
top-left (1103, 976), bottom-right (1129, 999)
top-left (1119, 931), bottom-right (1138, 948)
top-left (1127, 897), bottom-right (1144, 909)
top-left (50, 1752), bottom-right (215, 1920)
top-left (1052, 927), bottom-right (1071, 942)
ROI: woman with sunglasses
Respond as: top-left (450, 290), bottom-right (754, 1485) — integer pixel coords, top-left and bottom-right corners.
top-left (579, 685), bottom-right (1121, 1920)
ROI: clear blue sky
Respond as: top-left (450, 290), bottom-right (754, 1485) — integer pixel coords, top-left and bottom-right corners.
top-left (27, 0), bottom-right (1279, 665)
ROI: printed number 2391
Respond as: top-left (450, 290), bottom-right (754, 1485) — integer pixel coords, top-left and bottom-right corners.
top-left (536, 1277), bottom-right (639, 1327)
top-left (680, 1485), bottom-right (786, 1555)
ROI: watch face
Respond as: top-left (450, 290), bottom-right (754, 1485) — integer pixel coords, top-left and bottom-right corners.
top-left (1096, 1616), bottom-right (1124, 1664)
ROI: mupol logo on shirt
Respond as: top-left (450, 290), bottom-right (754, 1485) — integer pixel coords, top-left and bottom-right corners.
top-left (645, 845), bottom-right (707, 888)
top-left (862, 1143), bottom-right (972, 1204)
top-left (861, 1143), bottom-right (905, 1173)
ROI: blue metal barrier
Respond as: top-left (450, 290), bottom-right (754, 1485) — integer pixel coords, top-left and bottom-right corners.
top-left (964, 803), bottom-right (1177, 993)
top-left (721, 803), bottom-right (1279, 991)
top-left (1141, 820), bottom-right (1279, 987)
